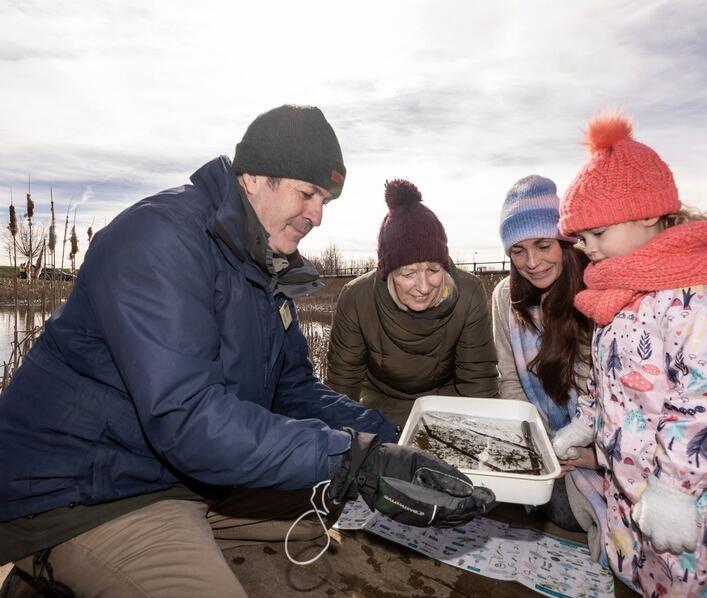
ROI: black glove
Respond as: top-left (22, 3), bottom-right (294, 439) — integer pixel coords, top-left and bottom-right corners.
top-left (328, 428), bottom-right (495, 528)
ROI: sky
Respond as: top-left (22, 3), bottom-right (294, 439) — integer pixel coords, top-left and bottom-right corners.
top-left (2, 0), bottom-right (706, 267)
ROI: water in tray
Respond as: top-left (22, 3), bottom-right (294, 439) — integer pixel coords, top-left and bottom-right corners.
top-left (410, 412), bottom-right (546, 475)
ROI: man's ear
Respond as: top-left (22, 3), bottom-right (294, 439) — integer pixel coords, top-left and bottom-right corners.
top-left (239, 173), bottom-right (259, 195)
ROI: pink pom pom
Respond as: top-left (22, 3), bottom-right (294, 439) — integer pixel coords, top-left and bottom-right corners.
top-left (586, 112), bottom-right (633, 153)
top-left (384, 179), bottom-right (422, 209)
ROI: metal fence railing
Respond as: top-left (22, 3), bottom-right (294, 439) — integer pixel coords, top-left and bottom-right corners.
top-left (319, 260), bottom-right (510, 278)
top-left (456, 260), bottom-right (510, 273)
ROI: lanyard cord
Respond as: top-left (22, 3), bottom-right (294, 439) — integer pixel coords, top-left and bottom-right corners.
top-left (284, 480), bottom-right (333, 566)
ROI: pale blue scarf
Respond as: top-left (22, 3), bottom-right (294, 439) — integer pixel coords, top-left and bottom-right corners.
top-left (509, 305), bottom-right (609, 567)
top-left (509, 305), bottom-right (576, 431)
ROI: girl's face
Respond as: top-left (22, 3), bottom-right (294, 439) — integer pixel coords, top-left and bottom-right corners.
top-left (576, 218), bottom-right (661, 262)
top-left (509, 238), bottom-right (563, 290)
top-left (391, 262), bottom-right (445, 311)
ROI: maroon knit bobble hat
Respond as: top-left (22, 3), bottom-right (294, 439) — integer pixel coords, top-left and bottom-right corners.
top-left (376, 179), bottom-right (449, 279)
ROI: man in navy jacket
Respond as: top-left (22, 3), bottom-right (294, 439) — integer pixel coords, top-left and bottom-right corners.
top-left (0, 105), bottom-right (493, 596)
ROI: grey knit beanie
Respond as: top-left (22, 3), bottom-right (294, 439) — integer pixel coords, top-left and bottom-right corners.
top-left (233, 105), bottom-right (346, 198)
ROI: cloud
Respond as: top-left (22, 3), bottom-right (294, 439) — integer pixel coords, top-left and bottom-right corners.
top-left (1, 0), bottom-right (706, 266)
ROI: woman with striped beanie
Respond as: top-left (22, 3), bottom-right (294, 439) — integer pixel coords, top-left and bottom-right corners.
top-left (492, 175), bottom-right (607, 564)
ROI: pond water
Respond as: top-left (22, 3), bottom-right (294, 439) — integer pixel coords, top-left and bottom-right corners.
top-left (0, 307), bottom-right (48, 365)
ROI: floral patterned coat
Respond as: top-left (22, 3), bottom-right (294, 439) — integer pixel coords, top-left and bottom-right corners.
top-left (576, 286), bottom-right (707, 597)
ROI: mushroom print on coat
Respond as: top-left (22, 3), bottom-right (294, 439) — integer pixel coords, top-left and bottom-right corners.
top-left (573, 286), bottom-right (707, 596)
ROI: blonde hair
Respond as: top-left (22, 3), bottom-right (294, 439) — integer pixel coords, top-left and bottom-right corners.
top-left (387, 269), bottom-right (456, 312)
top-left (661, 204), bottom-right (707, 228)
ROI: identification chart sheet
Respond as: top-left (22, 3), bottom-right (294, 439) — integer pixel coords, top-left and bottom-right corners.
top-left (334, 498), bottom-right (614, 598)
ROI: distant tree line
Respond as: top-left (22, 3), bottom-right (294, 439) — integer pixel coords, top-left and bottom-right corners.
top-left (306, 242), bottom-right (510, 277)
top-left (306, 242), bottom-right (377, 276)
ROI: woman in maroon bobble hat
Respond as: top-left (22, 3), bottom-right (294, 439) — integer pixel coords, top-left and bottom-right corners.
top-left (326, 179), bottom-right (499, 427)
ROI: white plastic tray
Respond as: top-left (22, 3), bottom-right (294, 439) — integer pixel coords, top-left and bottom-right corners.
top-left (398, 396), bottom-right (561, 506)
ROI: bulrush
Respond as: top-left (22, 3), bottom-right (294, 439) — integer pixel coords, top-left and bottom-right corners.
top-left (8, 203), bottom-right (18, 237)
top-left (70, 224), bottom-right (79, 277)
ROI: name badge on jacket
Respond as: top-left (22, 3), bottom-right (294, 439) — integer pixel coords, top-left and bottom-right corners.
top-left (279, 301), bottom-right (292, 331)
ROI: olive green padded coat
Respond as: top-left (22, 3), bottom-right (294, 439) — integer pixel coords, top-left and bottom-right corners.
top-left (326, 266), bottom-right (499, 426)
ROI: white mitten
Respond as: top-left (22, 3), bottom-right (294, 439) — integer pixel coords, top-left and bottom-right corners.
top-left (632, 476), bottom-right (698, 554)
top-left (551, 419), bottom-right (594, 460)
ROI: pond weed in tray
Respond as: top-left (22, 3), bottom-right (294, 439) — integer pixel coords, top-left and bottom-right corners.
top-left (411, 412), bottom-right (546, 475)
top-left (399, 396), bottom-right (561, 505)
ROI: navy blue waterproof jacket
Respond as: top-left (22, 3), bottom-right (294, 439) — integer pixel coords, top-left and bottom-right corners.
top-left (0, 157), bottom-right (394, 521)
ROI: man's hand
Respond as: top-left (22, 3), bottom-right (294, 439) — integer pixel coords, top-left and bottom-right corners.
top-left (552, 419), bottom-right (594, 460)
top-left (328, 428), bottom-right (495, 527)
top-left (632, 476), bottom-right (698, 554)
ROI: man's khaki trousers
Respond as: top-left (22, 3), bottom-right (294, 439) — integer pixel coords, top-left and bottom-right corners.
top-left (14, 487), bottom-right (326, 597)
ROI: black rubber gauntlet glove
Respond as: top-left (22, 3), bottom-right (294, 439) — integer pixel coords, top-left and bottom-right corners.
top-left (328, 428), bottom-right (495, 527)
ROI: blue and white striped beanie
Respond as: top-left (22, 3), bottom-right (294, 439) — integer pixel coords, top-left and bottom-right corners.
top-left (499, 175), bottom-right (572, 254)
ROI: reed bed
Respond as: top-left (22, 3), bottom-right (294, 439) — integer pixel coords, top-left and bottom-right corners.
top-left (0, 280), bottom-right (73, 390)
top-left (1, 185), bottom-right (83, 390)
top-left (0, 278), bottom-right (73, 306)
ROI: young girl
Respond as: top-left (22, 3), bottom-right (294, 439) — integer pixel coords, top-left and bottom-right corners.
top-left (552, 112), bottom-right (707, 597)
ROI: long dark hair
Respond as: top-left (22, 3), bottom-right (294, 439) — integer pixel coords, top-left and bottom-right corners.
top-left (510, 241), bottom-right (592, 405)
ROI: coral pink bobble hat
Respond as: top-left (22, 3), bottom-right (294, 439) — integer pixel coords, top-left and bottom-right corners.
top-left (559, 112), bottom-right (680, 235)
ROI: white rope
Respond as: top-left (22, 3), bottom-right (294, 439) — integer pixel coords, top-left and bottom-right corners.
top-left (284, 480), bottom-right (333, 566)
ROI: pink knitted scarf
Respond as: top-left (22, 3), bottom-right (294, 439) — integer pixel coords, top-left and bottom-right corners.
top-left (574, 221), bottom-right (707, 325)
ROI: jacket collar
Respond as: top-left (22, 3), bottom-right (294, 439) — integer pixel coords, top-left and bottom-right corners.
top-left (191, 156), bottom-right (249, 263)
top-left (194, 156), bottom-right (323, 298)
